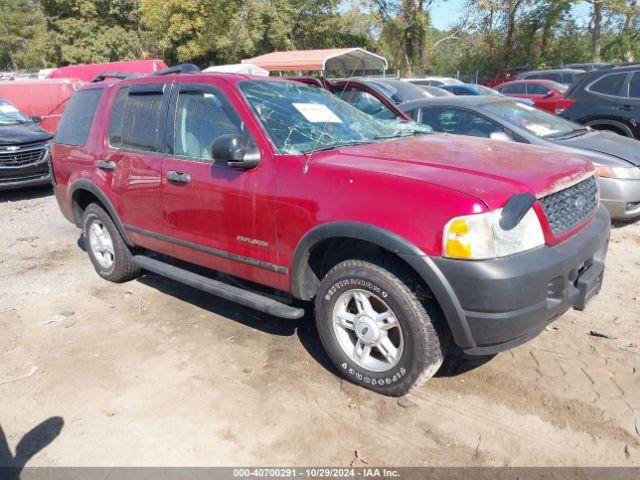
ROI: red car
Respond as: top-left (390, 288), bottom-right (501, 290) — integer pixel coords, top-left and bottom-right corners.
top-left (51, 65), bottom-right (609, 396)
top-left (495, 79), bottom-right (573, 114)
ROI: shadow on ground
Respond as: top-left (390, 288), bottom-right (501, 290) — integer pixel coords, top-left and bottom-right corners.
top-left (137, 270), bottom-right (494, 383)
top-left (0, 186), bottom-right (52, 204)
top-left (0, 417), bottom-right (63, 479)
top-left (136, 272), bottom-right (338, 375)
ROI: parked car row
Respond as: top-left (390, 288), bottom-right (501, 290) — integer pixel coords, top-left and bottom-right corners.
top-left (49, 64), bottom-right (611, 396)
top-left (287, 74), bottom-right (640, 221)
top-left (487, 64), bottom-right (640, 140)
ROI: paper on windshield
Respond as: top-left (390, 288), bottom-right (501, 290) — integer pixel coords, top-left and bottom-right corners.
top-left (293, 103), bottom-right (342, 123)
top-left (526, 124), bottom-right (560, 136)
top-left (0, 105), bottom-right (19, 114)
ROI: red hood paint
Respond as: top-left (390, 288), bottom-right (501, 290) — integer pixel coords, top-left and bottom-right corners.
top-left (319, 134), bottom-right (595, 210)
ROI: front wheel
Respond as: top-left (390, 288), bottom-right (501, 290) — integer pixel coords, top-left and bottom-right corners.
top-left (315, 258), bottom-right (447, 396)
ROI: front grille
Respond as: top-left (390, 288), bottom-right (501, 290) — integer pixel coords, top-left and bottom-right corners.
top-left (0, 141), bottom-right (49, 168)
top-left (539, 175), bottom-right (598, 236)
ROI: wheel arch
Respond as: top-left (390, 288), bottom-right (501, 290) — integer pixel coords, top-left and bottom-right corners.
top-left (290, 222), bottom-right (475, 348)
top-left (68, 179), bottom-right (133, 246)
top-left (586, 119), bottom-right (634, 137)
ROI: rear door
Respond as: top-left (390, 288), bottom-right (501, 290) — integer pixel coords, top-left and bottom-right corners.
top-left (624, 71), bottom-right (640, 137)
top-left (160, 79), bottom-right (280, 284)
top-left (105, 83), bottom-right (172, 253)
top-left (587, 72), bottom-right (629, 122)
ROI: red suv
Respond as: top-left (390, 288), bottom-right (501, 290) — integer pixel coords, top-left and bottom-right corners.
top-left (495, 79), bottom-right (573, 114)
top-left (51, 65), bottom-right (610, 396)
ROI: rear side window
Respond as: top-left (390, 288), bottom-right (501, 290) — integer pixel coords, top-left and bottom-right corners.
top-left (55, 89), bottom-right (103, 146)
top-left (107, 88), bottom-right (128, 147)
top-left (501, 83), bottom-right (526, 94)
top-left (628, 72), bottom-right (640, 98)
top-left (590, 73), bottom-right (627, 96)
top-left (527, 84), bottom-right (550, 95)
top-left (122, 88), bottom-right (164, 152)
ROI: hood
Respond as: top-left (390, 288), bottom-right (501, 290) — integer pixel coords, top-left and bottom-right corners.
top-left (0, 122), bottom-right (53, 145)
top-left (320, 134), bottom-right (594, 210)
top-left (555, 130), bottom-right (640, 167)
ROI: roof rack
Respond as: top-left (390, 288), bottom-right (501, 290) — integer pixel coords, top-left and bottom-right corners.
top-left (153, 63), bottom-right (201, 76)
top-left (91, 71), bottom-right (140, 83)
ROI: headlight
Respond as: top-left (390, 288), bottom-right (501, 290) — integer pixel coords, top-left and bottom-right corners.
top-left (595, 165), bottom-right (640, 180)
top-left (443, 208), bottom-right (545, 259)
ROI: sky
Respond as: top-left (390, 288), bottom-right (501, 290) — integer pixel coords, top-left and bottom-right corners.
top-left (429, 0), bottom-right (593, 31)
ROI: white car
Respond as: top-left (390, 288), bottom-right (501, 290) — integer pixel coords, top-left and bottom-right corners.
top-left (404, 76), bottom-right (464, 87)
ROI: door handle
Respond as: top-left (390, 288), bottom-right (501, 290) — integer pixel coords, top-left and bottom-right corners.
top-left (617, 104), bottom-right (633, 111)
top-left (166, 171), bottom-right (191, 185)
top-left (96, 160), bottom-right (116, 171)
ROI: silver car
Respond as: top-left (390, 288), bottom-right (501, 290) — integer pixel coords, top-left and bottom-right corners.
top-left (399, 96), bottom-right (640, 220)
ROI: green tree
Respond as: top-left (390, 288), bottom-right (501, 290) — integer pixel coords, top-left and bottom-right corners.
top-left (0, 0), bottom-right (48, 70)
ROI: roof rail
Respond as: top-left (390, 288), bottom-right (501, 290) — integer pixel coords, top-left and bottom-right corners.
top-left (153, 63), bottom-right (201, 76)
top-left (91, 71), bottom-right (140, 83)
top-left (607, 62), bottom-right (640, 69)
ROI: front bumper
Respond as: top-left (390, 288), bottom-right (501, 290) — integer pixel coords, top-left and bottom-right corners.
top-left (432, 205), bottom-right (610, 355)
top-left (0, 162), bottom-right (51, 192)
top-left (598, 177), bottom-right (640, 220)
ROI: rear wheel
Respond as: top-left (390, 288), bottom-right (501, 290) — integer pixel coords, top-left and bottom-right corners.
top-left (82, 203), bottom-right (140, 283)
top-left (315, 257), bottom-right (448, 396)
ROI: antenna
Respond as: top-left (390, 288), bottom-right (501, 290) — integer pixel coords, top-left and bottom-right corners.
top-left (302, 57), bottom-right (366, 175)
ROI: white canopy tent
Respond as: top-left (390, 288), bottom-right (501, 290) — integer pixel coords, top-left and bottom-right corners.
top-left (203, 63), bottom-right (269, 76)
top-left (241, 48), bottom-right (388, 74)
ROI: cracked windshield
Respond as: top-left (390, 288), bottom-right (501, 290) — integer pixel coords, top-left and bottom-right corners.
top-left (239, 80), bottom-right (430, 154)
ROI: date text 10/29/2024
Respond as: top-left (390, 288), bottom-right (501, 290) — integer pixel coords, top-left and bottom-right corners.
top-left (233, 468), bottom-right (401, 478)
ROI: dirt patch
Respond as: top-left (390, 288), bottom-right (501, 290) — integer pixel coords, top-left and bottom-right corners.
top-left (0, 188), bottom-right (639, 466)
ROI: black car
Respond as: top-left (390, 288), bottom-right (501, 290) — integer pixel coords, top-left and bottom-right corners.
top-left (517, 68), bottom-right (585, 85)
top-left (561, 64), bottom-right (640, 139)
top-left (0, 99), bottom-right (53, 191)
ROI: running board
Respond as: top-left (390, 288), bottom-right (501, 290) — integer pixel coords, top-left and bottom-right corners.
top-left (132, 255), bottom-right (305, 320)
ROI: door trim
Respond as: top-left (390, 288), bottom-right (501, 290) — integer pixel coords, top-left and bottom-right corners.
top-left (123, 224), bottom-right (288, 274)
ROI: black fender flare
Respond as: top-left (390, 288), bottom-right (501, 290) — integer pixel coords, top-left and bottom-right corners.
top-left (290, 222), bottom-right (475, 348)
top-left (586, 119), bottom-right (634, 137)
top-left (68, 179), bottom-right (134, 246)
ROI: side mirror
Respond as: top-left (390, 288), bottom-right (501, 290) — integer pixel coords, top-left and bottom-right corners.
top-left (543, 91), bottom-right (554, 99)
top-left (490, 131), bottom-right (512, 142)
top-left (211, 134), bottom-right (260, 170)
top-left (31, 115), bottom-right (42, 123)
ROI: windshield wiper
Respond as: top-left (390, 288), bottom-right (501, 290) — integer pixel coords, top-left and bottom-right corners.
top-left (303, 140), bottom-right (373, 154)
top-left (545, 127), bottom-right (588, 140)
top-left (374, 129), bottom-right (428, 140)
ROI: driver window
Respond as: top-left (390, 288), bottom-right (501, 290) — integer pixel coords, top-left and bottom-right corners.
top-left (332, 86), bottom-right (398, 120)
top-left (419, 108), bottom-right (503, 138)
top-left (174, 89), bottom-right (244, 161)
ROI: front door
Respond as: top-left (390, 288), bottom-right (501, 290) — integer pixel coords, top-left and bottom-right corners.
top-left (160, 80), bottom-right (280, 286)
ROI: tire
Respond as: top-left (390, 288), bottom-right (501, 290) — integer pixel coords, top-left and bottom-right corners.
top-left (82, 203), bottom-right (140, 283)
top-left (315, 257), bottom-right (448, 396)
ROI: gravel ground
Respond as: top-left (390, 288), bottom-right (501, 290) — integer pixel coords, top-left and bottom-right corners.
top-left (1, 186), bottom-right (640, 467)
